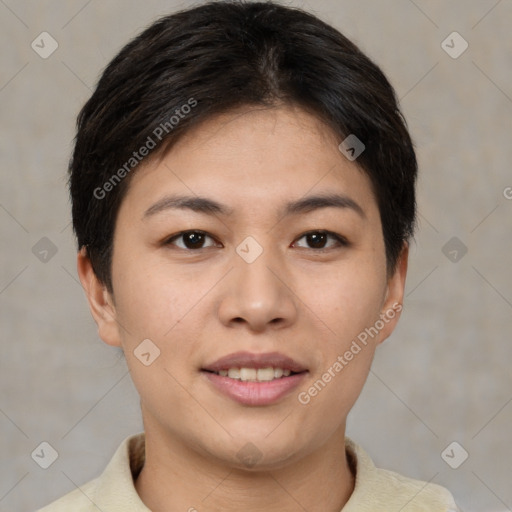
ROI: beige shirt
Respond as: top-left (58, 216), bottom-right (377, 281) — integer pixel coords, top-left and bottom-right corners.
top-left (38, 433), bottom-right (459, 511)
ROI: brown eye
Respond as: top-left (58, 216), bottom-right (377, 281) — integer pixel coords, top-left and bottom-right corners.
top-left (166, 231), bottom-right (218, 250)
top-left (294, 230), bottom-right (348, 250)
top-left (306, 232), bottom-right (328, 249)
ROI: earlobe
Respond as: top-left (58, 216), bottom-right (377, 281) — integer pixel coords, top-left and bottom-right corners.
top-left (377, 243), bottom-right (409, 344)
top-left (76, 247), bottom-right (122, 347)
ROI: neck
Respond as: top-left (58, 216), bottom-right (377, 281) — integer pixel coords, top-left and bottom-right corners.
top-left (135, 421), bottom-right (355, 512)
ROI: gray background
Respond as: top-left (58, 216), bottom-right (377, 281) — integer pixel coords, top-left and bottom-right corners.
top-left (1, 0), bottom-right (511, 510)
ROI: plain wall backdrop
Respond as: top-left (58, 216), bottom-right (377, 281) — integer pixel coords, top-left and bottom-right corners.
top-left (1, 0), bottom-right (511, 510)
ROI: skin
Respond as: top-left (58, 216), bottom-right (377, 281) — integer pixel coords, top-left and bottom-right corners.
top-left (78, 104), bottom-right (408, 512)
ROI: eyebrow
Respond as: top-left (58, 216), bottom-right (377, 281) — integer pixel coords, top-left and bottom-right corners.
top-left (283, 193), bottom-right (365, 218)
top-left (143, 195), bottom-right (234, 218)
top-left (142, 192), bottom-right (366, 220)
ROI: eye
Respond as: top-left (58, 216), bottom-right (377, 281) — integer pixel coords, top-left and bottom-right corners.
top-left (164, 230), bottom-right (220, 250)
top-left (293, 230), bottom-right (348, 251)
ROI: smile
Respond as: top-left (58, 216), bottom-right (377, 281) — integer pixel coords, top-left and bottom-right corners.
top-left (210, 367), bottom-right (294, 382)
top-left (201, 351), bottom-right (308, 406)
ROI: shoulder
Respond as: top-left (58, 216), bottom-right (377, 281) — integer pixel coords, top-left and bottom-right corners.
top-left (36, 478), bottom-right (99, 512)
top-left (344, 438), bottom-right (459, 512)
top-left (36, 433), bottom-right (148, 512)
top-left (368, 465), bottom-right (459, 511)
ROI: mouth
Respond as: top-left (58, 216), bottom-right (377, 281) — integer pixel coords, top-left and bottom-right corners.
top-left (201, 351), bottom-right (308, 406)
top-left (203, 366), bottom-right (301, 382)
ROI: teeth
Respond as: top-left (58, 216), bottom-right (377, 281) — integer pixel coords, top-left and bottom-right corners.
top-left (227, 368), bottom-right (240, 379)
top-left (216, 367), bottom-right (295, 382)
top-left (240, 368), bottom-right (257, 381)
top-left (257, 367), bottom-right (275, 381)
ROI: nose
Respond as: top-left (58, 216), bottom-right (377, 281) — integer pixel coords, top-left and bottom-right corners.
top-left (216, 244), bottom-right (298, 333)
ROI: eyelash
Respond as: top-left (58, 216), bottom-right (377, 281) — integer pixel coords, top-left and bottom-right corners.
top-left (163, 230), bottom-right (349, 252)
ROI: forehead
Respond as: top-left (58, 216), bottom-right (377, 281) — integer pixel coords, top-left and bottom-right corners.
top-left (120, 105), bottom-right (379, 222)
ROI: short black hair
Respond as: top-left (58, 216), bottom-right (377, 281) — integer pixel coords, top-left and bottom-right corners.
top-left (70, 0), bottom-right (417, 292)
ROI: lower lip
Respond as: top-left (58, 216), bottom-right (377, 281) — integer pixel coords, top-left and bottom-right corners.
top-left (202, 371), bottom-right (307, 406)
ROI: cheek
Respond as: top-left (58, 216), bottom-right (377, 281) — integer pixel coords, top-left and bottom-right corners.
top-left (292, 260), bottom-right (385, 414)
top-left (294, 259), bottom-right (386, 339)
top-left (111, 258), bottom-right (207, 421)
top-left (112, 247), bottom-right (182, 327)
top-left (111, 254), bottom-right (211, 371)
top-left (296, 284), bottom-right (383, 434)
top-left (296, 348), bottom-right (374, 448)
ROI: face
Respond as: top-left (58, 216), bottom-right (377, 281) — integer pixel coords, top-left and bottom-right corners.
top-left (80, 105), bottom-right (407, 470)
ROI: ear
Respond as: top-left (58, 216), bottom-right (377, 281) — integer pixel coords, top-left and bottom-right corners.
top-left (76, 247), bottom-right (122, 347)
top-left (375, 242), bottom-right (409, 345)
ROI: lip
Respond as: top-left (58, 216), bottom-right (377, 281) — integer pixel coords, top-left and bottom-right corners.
top-left (201, 351), bottom-right (308, 406)
top-left (202, 351), bottom-right (307, 373)
top-left (203, 371), bottom-right (307, 406)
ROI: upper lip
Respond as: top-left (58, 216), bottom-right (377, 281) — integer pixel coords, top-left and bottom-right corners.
top-left (202, 351), bottom-right (308, 373)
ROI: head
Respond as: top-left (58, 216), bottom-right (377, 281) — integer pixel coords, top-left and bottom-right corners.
top-left (73, 1), bottom-right (416, 469)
